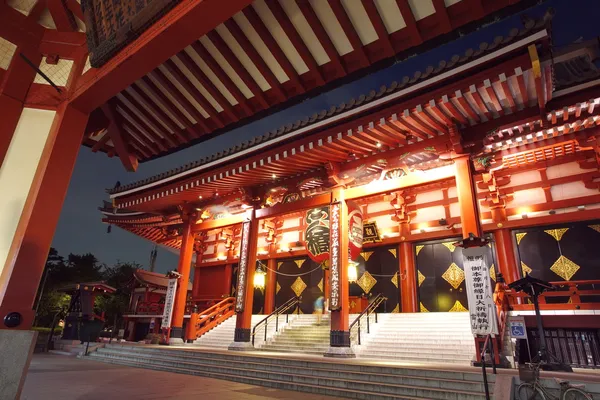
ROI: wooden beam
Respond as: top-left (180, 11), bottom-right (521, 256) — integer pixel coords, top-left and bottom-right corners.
top-left (206, 31), bottom-right (269, 110)
top-left (296, 0), bottom-right (346, 79)
top-left (47, 0), bottom-right (77, 32)
top-left (69, 0), bottom-right (254, 112)
top-left (329, 0), bottom-right (370, 67)
top-left (361, 0), bottom-right (394, 58)
top-left (393, 0), bottom-right (421, 49)
top-left (0, 4), bottom-right (44, 48)
top-left (101, 102), bottom-right (139, 171)
top-left (255, 193), bottom-right (331, 219)
top-left (264, 0), bottom-right (325, 85)
top-left (432, 0), bottom-right (452, 33)
top-left (39, 30), bottom-right (87, 59)
top-left (65, 0), bottom-right (84, 21)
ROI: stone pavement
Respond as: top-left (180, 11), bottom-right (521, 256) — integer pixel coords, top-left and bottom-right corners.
top-left (22, 354), bottom-right (345, 400)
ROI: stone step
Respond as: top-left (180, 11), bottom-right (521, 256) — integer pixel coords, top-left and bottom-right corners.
top-left (89, 349), bottom-right (489, 399)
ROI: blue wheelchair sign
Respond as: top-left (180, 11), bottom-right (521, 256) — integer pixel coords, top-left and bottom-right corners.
top-left (510, 323), bottom-right (527, 339)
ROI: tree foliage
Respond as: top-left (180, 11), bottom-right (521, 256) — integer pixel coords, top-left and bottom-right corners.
top-left (35, 248), bottom-right (142, 328)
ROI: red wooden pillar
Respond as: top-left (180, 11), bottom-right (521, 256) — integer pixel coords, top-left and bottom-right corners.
top-left (399, 242), bottom-right (418, 313)
top-left (223, 263), bottom-right (233, 297)
top-left (454, 155), bottom-right (482, 239)
top-left (263, 258), bottom-right (276, 314)
top-left (0, 104), bottom-right (89, 328)
top-left (230, 210), bottom-right (259, 350)
top-left (494, 229), bottom-right (520, 284)
top-left (169, 213), bottom-right (196, 343)
top-left (326, 189), bottom-right (354, 357)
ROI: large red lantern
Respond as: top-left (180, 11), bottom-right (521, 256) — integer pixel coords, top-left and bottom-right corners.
top-left (304, 207), bottom-right (330, 263)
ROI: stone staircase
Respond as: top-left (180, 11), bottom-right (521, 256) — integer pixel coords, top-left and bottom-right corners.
top-left (257, 314), bottom-right (330, 355)
top-left (86, 344), bottom-right (495, 400)
top-left (193, 314), bottom-right (283, 349)
top-left (50, 339), bottom-right (104, 356)
top-left (355, 312), bottom-right (476, 364)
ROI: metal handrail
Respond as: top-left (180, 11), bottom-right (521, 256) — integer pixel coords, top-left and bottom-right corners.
top-left (480, 334), bottom-right (497, 400)
top-left (251, 296), bottom-right (301, 346)
top-left (349, 293), bottom-right (387, 345)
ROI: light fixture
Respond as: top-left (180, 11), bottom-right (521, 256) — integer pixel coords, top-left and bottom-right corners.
top-left (198, 195), bottom-right (203, 199)
top-left (578, 205), bottom-right (585, 211)
top-left (254, 262), bottom-right (266, 289)
top-left (376, 142), bottom-right (382, 148)
top-left (348, 261), bottom-right (358, 283)
top-left (272, 174), bottom-right (276, 179)
top-left (215, 192), bottom-right (219, 197)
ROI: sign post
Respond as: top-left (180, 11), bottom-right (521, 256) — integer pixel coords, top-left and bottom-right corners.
top-left (160, 278), bottom-right (177, 344)
top-left (463, 246), bottom-right (499, 337)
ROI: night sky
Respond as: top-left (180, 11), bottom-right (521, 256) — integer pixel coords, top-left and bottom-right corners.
top-left (51, 0), bottom-right (600, 273)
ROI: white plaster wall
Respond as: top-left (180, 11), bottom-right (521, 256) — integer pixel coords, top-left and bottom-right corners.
top-left (412, 205), bottom-right (446, 223)
top-left (366, 200), bottom-right (391, 214)
top-left (546, 161), bottom-right (584, 180)
top-left (282, 216), bottom-right (300, 229)
top-left (415, 190), bottom-right (443, 204)
top-left (447, 186), bottom-right (457, 199)
top-left (449, 202), bottom-right (460, 217)
top-left (281, 230), bottom-right (300, 246)
top-left (0, 108), bottom-right (56, 290)
top-left (505, 170), bottom-right (540, 188)
top-left (551, 181), bottom-right (598, 201)
top-left (510, 188), bottom-right (546, 208)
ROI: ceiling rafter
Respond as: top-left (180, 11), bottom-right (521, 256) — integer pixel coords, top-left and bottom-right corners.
top-left (101, 102), bottom-right (139, 172)
top-left (361, 0), bottom-right (394, 59)
top-left (328, 0), bottom-right (370, 68)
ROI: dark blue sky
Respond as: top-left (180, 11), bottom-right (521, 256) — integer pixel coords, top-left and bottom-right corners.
top-left (51, 0), bottom-right (600, 273)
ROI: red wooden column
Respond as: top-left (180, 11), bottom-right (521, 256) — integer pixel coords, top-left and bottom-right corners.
top-left (454, 155), bottom-right (482, 238)
top-left (230, 210), bottom-right (259, 350)
top-left (325, 189), bottom-right (354, 358)
top-left (169, 212), bottom-right (196, 343)
top-left (494, 229), bottom-right (520, 284)
top-left (399, 242), bottom-right (418, 313)
top-left (263, 258), bottom-right (276, 314)
top-left (0, 103), bottom-right (88, 328)
top-left (223, 264), bottom-right (233, 297)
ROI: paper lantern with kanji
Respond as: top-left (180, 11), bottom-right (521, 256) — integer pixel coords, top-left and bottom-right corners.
top-left (304, 207), bottom-right (330, 263)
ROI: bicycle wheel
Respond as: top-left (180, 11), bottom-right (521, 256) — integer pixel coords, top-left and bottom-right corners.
top-left (563, 387), bottom-right (593, 400)
top-left (518, 383), bottom-right (546, 400)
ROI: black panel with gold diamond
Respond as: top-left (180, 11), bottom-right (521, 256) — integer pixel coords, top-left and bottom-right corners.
top-left (415, 237), bottom-right (496, 313)
top-left (349, 246), bottom-right (400, 313)
top-left (275, 257), bottom-right (323, 314)
top-left (515, 221), bottom-right (600, 304)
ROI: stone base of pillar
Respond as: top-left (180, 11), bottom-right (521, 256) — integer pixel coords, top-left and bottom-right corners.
top-left (0, 330), bottom-right (37, 400)
top-left (168, 326), bottom-right (184, 345)
top-left (228, 341), bottom-right (254, 351)
top-left (324, 346), bottom-right (356, 358)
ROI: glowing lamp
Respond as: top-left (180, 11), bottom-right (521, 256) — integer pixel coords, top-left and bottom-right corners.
top-left (254, 262), bottom-right (266, 289)
top-left (348, 261), bottom-right (358, 283)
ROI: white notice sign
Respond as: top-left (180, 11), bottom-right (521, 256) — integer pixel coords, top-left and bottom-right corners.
top-left (161, 278), bottom-right (178, 329)
top-left (463, 246), bottom-right (498, 336)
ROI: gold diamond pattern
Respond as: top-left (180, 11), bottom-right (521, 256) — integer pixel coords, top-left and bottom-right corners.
top-left (490, 264), bottom-right (496, 282)
top-left (521, 261), bottom-right (532, 276)
top-left (317, 278), bottom-right (323, 293)
top-left (416, 245), bottom-right (424, 256)
top-left (516, 233), bottom-right (527, 245)
top-left (589, 225), bottom-right (600, 235)
top-left (277, 261), bottom-right (283, 270)
top-left (294, 259), bottom-right (304, 268)
top-left (388, 248), bottom-right (397, 258)
top-left (449, 300), bottom-right (468, 312)
top-left (392, 304), bottom-right (400, 313)
top-left (418, 270), bottom-right (426, 287)
top-left (276, 282), bottom-right (281, 294)
top-left (442, 242), bottom-right (456, 252)
top-left (441, 263), bottom-right (465, 289)
top-left (361, 251), bottom-right (374, 261)
top-left (291, 277), bottom-right (307, 297)
top-left (545, 228), bottom-right (569, 242)
top-left (391, 272), bottom-right (398, 288)
top-left (550, 255), bottom-right (580, 281)
top-left (357, 271), bottom-right (377, 294)
top-left (420, 302), bottom-right (429, 312)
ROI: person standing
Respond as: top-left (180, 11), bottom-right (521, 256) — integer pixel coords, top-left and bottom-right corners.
top-left (314, 296), bottom-right (324, 325)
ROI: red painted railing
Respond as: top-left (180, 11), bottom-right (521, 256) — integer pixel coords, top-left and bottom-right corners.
top-left (185, 297), bottom-right (235, 342)
top-left (506, 280), bottom-right (600, 310)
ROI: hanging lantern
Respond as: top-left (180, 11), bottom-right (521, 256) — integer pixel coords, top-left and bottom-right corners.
top-left (253, 262), bottom-right (266, 289)
top-left (348, 261), bottom-right (359, 283)
top-left (347, 201), bottom-right (363, 261)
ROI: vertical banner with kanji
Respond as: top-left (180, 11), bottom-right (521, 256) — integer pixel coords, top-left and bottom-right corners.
top-left (329, 202), bottom-right (341, 310)
top-left (160, 278), bottom-right (178, 329)
top-left (235, 220), bottom-right (251, 313)
top-left (463, 247), bottom-right (498, 336)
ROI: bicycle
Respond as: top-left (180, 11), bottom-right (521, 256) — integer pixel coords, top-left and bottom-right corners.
top-left (517, 362), bottom-right (593, 400)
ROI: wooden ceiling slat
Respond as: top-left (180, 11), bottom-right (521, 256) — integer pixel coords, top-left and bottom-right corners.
top-left (264, 0), bottom-right (325, 85)
top-left (329, 0), bottom-right (370, 67)
top-left (361, 0), bottom-right (395, 58)
top-left (116, 103), bottom-right (169, 152)
top-left (295, 0), bottom-right (346, 78)
top-left (190, 41), bottom-right (253, 117)
top-left (243, 5), bottom-right (305, 94)
top-left (176, 51), bottom-right (239, 123)
top-left (468, 86), bottom-right (492, 120)
top-left (163, 59), bottom-right (225, 128)
top-left (224, 18), bottom-right (286, 103)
